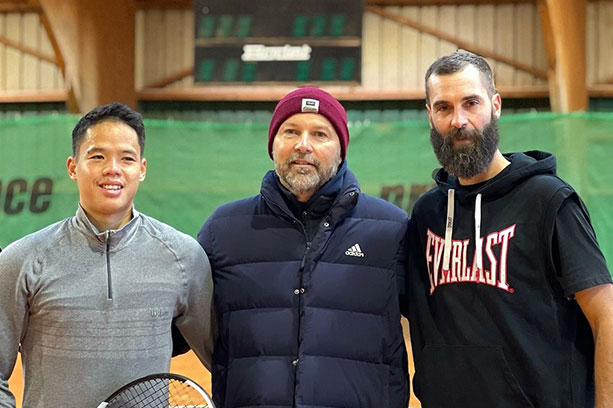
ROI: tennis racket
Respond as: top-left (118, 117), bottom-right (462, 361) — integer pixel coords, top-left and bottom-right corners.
top-left (96, 373), bottom-right (215, 408)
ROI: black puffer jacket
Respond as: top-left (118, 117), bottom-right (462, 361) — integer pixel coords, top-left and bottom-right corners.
top-left (198, 166), bottom-right (409, 408)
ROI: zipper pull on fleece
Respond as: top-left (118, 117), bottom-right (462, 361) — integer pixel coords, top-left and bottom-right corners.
top-left (442, 189), bottom-right (455, 274)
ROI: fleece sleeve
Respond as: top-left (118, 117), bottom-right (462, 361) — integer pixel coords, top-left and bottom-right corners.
top-left (173, 238), bottom-right (217, 371)
top-left (0, 244), bottom-right (30, 408)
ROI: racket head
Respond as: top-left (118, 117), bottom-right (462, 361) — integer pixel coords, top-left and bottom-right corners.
top-left (97, 373), bottom-right (215, 408)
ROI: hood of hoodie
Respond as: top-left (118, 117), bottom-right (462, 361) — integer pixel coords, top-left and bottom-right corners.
top-left (433, 150), bottom-right (557, 202)
top-left (432, 150), bottom-right (557, 275)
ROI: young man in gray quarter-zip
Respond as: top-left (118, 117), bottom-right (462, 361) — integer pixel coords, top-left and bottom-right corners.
top-left (0, 103), bottom-right (216, 408)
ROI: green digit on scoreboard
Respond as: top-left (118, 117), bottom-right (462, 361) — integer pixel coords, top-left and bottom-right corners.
top-left (292, 15), bottom-right (308, 37)
top-left (217, 15), bottom-right (234, 38)
top-left (198, 59), bottom-right (215, 82)
top-left (340, 57), bottom-right (356, 81)
top-left (242, 63), bottom-right (257, 82)
top-left (296, 61), bottom-right (311, 81)
top-left (310, 15), bottom-right (326, 37)
top-left (223, 59), bottom-right (239, 81)
top-left (321, 58), bottom-right (336, 81)
top-left (235, 15), bottom-right (252, 37)
top-left (329, 14), bottom-right (346, 37)
top-left (198, 16), bottom-right (216, 38)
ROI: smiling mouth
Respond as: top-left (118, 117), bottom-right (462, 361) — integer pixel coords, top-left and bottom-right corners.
top-left (100, 184), bottom-right (123, 190)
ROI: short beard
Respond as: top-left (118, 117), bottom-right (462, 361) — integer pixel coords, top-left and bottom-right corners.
top-left (274, 152), bottom-right (339, 197)
top-left (430, 116), bottom-right (499, 179)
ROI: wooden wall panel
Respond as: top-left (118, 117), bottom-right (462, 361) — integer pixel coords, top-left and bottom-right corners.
top-left (596, 1), bottom-right (613, 83)
top-left (381, 6), bottom-right (401, 90)
top-left (180, 10), bottom-right (194, 87)
top-left (400, 6), bottom-right (419, 90)
top-left (135, 9), bottom-right (145, 89)
top-left (495, 4), bottom-right (515, 86)
top-left (586, 2), bottom-right (597, 85)
top-left (419, 6), bottom-right (438, 84)
top-left (0, 13), bottom-right (5, 90)
top-left (515, 4), bottom-right (534, 86)
top-left (144, 9), bottom-right (164, 87)
top-left (5, 13), bottom-right (21, 90)
top-left (438, 5), bottom-right (458, 56)
top-left (0, 11), bottom-right (64, 93)
top-left (22, 13), bottom-right (37, 90)
top-left (39, 15), bottom-right (60, 90)
top-left (362, 11), bottom-right (381, 89)
top-left (166, 9), bottom-right (183, 88)
top-left (456, 5), bottom-right (476, 49)
top-left (474, 5), bottom-right (496, 84)
top-left (533, 4), bottom-right (548, 86)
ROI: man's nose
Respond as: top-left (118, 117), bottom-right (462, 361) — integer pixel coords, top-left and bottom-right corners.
top-left (294, 131), bottom-right (313, 153)
top-left (451, 109), bottom-right (468, 129)
top-left (103, 158), bottom-right (122, 175)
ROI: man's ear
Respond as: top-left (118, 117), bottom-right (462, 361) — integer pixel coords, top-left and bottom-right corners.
top-left (492, 93), bottom-right (502, 119)
top-left (139, 158), bottom-right (147, 181)
top-left (66, 157), bottom-right (77, 181)
top-left (426, 104), bottom-right (434, 129)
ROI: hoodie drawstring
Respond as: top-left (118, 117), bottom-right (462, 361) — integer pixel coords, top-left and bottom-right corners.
top-left (442, 190), bottom-right (483, 275)
top-left (474, 193), bottom-right (483, 274)
top-left (442, 189), bottom-right (455, 273)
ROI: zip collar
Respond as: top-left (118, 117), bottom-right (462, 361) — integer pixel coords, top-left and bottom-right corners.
top-left (72, 205), bottom-right (142, 251)
top-left (260, 161), bottom-right (360, 225)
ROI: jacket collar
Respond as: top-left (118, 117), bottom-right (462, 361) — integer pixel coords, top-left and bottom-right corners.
top-left (72, 205), bottom-right (142, 251)
top-left (260, 161), bottom-right (360, 224)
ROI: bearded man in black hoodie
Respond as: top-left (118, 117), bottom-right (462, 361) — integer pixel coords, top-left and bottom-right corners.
top-left (407, 51), bottom-right (613, 408)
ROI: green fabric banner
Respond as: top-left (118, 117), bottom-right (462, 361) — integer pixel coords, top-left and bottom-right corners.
top-left (0, 113), bottom-right (611, 268)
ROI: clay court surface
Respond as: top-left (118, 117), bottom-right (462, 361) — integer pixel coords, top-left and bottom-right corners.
top-left (8, 320), bottom-right (419, 407)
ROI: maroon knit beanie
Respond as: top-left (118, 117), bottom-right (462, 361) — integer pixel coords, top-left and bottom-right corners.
top-left (268, 87), bottom-right (349, 161)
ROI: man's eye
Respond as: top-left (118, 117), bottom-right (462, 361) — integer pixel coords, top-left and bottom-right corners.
top-left (123, 157), bottom-right (136, 162)
top-left (436, 106), bottom-right (448, 113)
top-left (284, 129), bottom-right (297, 135)
top-left (466, 100), bottom-right (479, 107)
top-left (89, 155), bottom-right (104, 160)
top-left (314, 131), bottom-right (327, 138)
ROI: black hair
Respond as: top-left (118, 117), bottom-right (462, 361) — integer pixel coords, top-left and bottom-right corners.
top-left (425, 50), bottom-right (496, 105)
top-left (71, 102), bottom-right (145, 156)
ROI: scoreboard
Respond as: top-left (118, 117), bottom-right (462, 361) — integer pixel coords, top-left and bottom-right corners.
top-left (193, 0), bottom-right (363, 84)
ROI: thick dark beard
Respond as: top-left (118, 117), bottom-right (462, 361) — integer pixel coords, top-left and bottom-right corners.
top-left (430, 117), bottom-right (499, 179)
top-left (274, 153), bottom-right (338, 197)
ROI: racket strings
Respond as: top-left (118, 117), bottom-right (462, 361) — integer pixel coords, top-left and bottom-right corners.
top-left (106, 377), bottom-right (210, 408)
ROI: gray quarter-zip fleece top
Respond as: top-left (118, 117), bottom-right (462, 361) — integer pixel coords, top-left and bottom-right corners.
top-left (0, 206), bottom-right (215, 408)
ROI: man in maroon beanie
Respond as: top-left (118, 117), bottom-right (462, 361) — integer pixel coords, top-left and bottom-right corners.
top-left (193, 87), bottom-right (410, 407)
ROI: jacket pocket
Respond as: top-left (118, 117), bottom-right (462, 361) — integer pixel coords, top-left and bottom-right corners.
top-left (416, 345), bottom-right (535, 408)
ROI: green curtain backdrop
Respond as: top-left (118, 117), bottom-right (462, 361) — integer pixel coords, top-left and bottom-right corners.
top-left (0, 112), bottom-right (611, 269)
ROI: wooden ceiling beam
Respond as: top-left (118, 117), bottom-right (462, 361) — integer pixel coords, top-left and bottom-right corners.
top-left (0, 90), bottom-right (67, 103)
top-left (0, 4), bottom-right (39, 12)
top-left (539, 0), bottom-right (587, 112)
top-left (0, 34), bottom-right (57, 64)
top-left (38, 0), bottom-right (136, 113)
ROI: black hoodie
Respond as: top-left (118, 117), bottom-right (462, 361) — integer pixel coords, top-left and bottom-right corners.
top-left (407, 151), bottom-right (611, 408)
